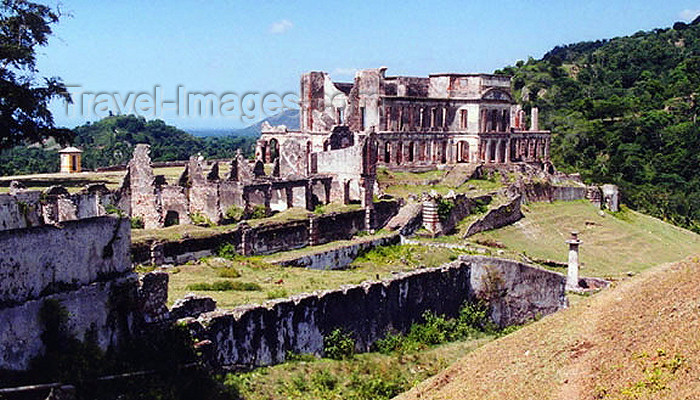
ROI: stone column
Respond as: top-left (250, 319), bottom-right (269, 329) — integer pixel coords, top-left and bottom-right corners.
top-left (422, 194), bottom-right (441, 236)
top-left (505, 139), bottom-right (511, 163)
top-left (566, 231), bottom-right (581, 290)
top-left (484, 140), bottom-right (491, 163)
top-left (285, 186), bottom-right (294, 208)
top-left (530, 107), bottom-right (539, 131)
top-left (304, 181), bottom-right (314, 211)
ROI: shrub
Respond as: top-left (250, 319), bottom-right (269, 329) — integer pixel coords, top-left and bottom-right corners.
top-left (216, 242), bottom-right (237, 259)
top-left (323, 328), bottom-right (355, 360)
top-left (437, 198), bottom-right (454, 222)
top-left (225, 205), bottom-right (244, 222)
top-left (130, 216), bottom-right (144, 229)
top-left (190, 212), bottom-right (214, 227)
top-left (249, 205), bottom-right (267, 219)
top-left (216, 267), bottom-right (241, 278)
top-left (186, 280), bottom-right (261, 292)
top-left (373, 301), bottom-right (499, 355)
top-left (266, 288), bottom-right (288, 300)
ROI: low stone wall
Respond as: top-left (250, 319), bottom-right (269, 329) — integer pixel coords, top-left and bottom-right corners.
top-left (464, 195), bottom-right (523, 237)
top-left (135, 208), bottom-right (388, 265)
top-left (372, 199), bottom-right (400, 229)
top-left (314, 210), bottom-right (366, 244)
top-left (0, 217), bottom-right (137, 371)
top-left (188, 255), bottom-right (566, 370)
top-left (273, 233), bottom-right (400, 270)
top-left (521, 182), bottom-right (587, 203)
top-left (442, 194), bottom-right (492, 234)
top-left (244, 220), bottom-right (310, 255)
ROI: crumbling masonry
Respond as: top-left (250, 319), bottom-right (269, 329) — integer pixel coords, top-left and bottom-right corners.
top-left (258, 67), bottom-right (552, 172)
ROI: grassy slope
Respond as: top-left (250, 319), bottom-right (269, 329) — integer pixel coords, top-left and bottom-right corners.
top-left (469, 201), bottom-right (700, 278)
top-left (396, 256), bottom-right (700, 400)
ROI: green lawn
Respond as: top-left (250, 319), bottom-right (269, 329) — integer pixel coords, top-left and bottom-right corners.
top-left (468, 201), bottom-right (700, 278)
top-left (165, 244), bottom-right (465, 309)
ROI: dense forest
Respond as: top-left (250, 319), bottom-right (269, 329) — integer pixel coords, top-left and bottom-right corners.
top-left (0, 115), bottom-right (256, 175)
top-left (496, 18), bottom-right (700, 232)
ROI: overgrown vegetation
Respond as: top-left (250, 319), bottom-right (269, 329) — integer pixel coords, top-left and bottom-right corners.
top-left (436, 198), bottom-right (454, 222)
top-left (186, 280), bottom-right (262, 292)
top-left (324, 329), bottom-right (356, 360)
top-left (496, 20), bottom-right (700, 232)
top-left (222, 302), bottom-right (511, 400)
top-left (374, 302), bottom-right (498, 355)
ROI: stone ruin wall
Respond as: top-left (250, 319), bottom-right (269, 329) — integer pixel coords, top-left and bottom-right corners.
top-left (186, 255), bottom-right (567, 370)
top-left (0, 184), bottom-right (115, 232)
top-left (133, 201), bottom-right (400, 265)
top-left (464, 195), bottom-right (524, 237)
top-left (0, 217), bottom-right (138, 371)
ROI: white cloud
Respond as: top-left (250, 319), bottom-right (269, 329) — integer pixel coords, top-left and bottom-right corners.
top-left (269, 19), bottom-right (293, 34)
top-left (333, 68), bottom-right (358, 77)
top-left (679, 9), bottom-right (700, 21)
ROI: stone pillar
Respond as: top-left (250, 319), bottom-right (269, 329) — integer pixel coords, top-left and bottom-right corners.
top-left (323, 181), bottom-right (331, 204)
top-left (530, 107), bottom-right (539, 131)
top-left (566, 231), bottom-right (581, 290)
top-left (485, 140), bottom-right (493, 163)
top-left (422, 194), bottom-right (441, 236)
top-left (304, 181), bottom-right (314, 211)
top-left (505, 139), bottom-right (511, 163)
top-left (309, 217), bottom-right (319, 246)
top-left (285, 187), bottom-right (294, 208)
top-left (495, 140), bottom-right (503, 163)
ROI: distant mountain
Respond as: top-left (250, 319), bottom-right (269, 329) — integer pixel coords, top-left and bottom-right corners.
top-left (231, 108), bottom-right (300, 137)
top-left (186, 128), bottom-right (240, 137)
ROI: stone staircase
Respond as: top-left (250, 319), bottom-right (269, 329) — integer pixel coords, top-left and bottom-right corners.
top-left (441, 164), bottom-right (480, 188)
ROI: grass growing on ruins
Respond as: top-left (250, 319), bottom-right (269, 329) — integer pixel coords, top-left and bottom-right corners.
top-left (0, 164), bottom-right (229, 193)
top-left (221, 302), bottom-right (510, 400)
top-left (0, 170), bottom-right (126, 193)
top-left (377, 166), bottom-right (503, 200)
top-left (165, 245), bottom-right (465, 309)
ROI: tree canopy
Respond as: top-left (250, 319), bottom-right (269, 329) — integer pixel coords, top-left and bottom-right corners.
top-left (497, 19), bottom-right (700, 232)
top-left (0, 0), bottom-right (71, 149)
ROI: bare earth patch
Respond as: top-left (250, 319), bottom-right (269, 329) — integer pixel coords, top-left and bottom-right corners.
top-left (395, 256), bottom-right (700, 400)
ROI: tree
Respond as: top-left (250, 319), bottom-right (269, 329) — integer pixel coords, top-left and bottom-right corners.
top-left (0, 0), bottom-right (72, 149)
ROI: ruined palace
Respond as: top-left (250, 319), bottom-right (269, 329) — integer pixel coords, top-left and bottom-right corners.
top-left (258, 67), bottom-right (551, 170)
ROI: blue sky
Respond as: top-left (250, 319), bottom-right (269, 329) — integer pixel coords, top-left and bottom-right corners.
top-left (36, 0), bottom-right (700, 130)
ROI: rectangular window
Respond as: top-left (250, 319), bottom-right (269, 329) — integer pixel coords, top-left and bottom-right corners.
top-left (385, 107), bottom-right (392, 130)
top-left (460, 110), bottom-right (468, 130)
top-left (360, 107), bottom-right (366, 130)
top-left (337, 108), bottom-right (344, 124)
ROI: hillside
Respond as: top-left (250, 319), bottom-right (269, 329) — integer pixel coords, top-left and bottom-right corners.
top-left (396, 256), bottom-right (700, 400)
top-left (0, 115), bottom-right (257, 175)
top-left (497, 20), bottom-right (700, 232)
top-left (469, 201), bottom-right (700, 278)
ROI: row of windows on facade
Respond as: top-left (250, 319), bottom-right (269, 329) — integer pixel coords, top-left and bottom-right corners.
top-left (350, 106), bottom-right (511, 132)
